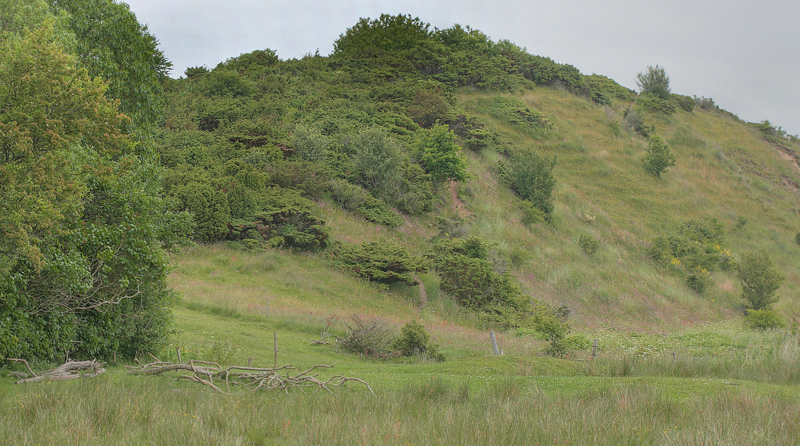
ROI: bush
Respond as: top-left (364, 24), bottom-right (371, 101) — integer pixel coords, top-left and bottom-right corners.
top-left (642, 135), bottom-right (676, 177)
top-left (499, 149), bottom-right (557, 221)
top-left (636, 94), bottom-right (676, 115)
top-left (622, 108), bottom-right (651, 137)
top-left (392, 320), bottom-right (444, 361)
top-left (686, 267), bottom-right (712, 294)
top-left (744, 309), bottom-right (786, 331)
top-left (418, 123), bottom-right (468, 189)
top-left (337, 315), bottom-right (394, 358)
top-left (636, 65), bottom-right (670, 100)
top-left (291, 124), bottom-right (329, 162)
top-left (578, 235), bottom-right (599, 256)
top-left (795, 232), bottom-right (800, 246)
top-left (672, 94), bottom-right (696, 112)
top-left (331, 240), bottom-right (426, 286)
top-left (738, 253), bottom-right (784, 310)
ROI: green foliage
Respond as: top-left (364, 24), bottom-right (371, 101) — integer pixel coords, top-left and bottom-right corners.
top-left (392, 320), bottom-right (444, 361)
top-left (738, 253), bottom-right (784, 310)
top-left (578, 235), bottom-right (599, 256)
top-left (291, 124), bottom-right (329, 162)
top-left (333, 14), bottom-right (433, 58)
top-left (418, 123), bottom-right (468, 188)
top-left (229, 187), bottom-right (329, 251)
top-left (328, 179), bottom-right (403, 227)
top-left (0, 14), bottom-right (191, 360)
top-left (52, 0), bottom-right (171, 128)
top-left (744, 309), bottom-right (786, 331)
top-left (331, 240), bottom-right (425, 286)
top-left (636, 94), bottom-right (676, 115)
top-left (795, 232), bottom-right (800, 246)
top-left (672, 94), bottom-right (696, 112)
top-left (649, 218), bottom-right (734, 294)
top-left (202, 70), bottom-right (254, 97)
top-left (351, 127), bottom-right (404, 192)
top-left (216, 49), bottom-right (279, 74)
top-left (585, 74), bottom-right (636, 102)
top-left (184, 65), bottom-right (209, 79)
top-left (437, 253), bottom-right (523, 312)
top-left (173, 180), bottom-right (231, 243)
top-left (636, 65), bottom-right (671, 100)
top-left (622, 108), bottom-right (651, 137)
top-left (488, 97), bottom-right (552, 133)
top-left (642, 135), bottom-right (676, 177)
top-left (499, 150), bottom-right (557, 221)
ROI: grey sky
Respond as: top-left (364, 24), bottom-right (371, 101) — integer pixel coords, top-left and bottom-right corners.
top-left (124, 0), bottom-right (800, 135)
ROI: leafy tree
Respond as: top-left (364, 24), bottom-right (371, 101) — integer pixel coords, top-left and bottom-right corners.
top-left (352, 127), bottom-right (403, 192)
top-left (49, 0), bottom-right (172, 128)
top-left (738, 253), bottom-right (784, 310)
top-left (419, 124), bottom-right (467, 189)
top-left (0, 9), bottom-right (191, 360)
top-left (636, 65), bottom-right (671, 100)
top-left (392, 320), bottom-right (444, 361)
top-left (642, 135), bottom-right (676, 177)
top-left (499, 150), bottom-right (557, 221)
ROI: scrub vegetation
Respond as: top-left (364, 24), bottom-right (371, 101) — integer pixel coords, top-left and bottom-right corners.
top-left (4, 5), bottom-right (800, 444)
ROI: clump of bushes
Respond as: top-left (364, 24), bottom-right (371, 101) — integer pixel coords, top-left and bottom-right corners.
top-left (336, 317), bottom-right (444, 361)
top-left (622, 108), bottom-right (651, 137)
top-left (328, 179), bottom-right (403, 227)
top-left (649, 218), bottom-right (736, 294)
top-left (331, 240), bottom-right (426, 286)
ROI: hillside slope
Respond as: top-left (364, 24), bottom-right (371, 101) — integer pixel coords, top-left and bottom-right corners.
top-left (157, 14), bottom-right (800, 334)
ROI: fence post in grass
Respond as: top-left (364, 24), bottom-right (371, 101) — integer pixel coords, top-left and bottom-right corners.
top-left (248, 357), bottom-right (252, 367)
top-left (177, 347), bottom-right (182, 363)
top-left (490, 330), bottom-right (500, 355)
top-left (273, 331), bottom-right (278, 369)
top-left (266, 299), bottom-right (270, 318)
top-left (592, 339), bottom-right (598, 359)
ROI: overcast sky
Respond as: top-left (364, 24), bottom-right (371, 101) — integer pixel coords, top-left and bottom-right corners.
top-left (123, 0), bottom-right (800, 135)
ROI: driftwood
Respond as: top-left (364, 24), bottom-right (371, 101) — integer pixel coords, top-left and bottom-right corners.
top-left (10, 359), bottom-right (106, 384)
top-left (125, 353), bottom-right (374, 395)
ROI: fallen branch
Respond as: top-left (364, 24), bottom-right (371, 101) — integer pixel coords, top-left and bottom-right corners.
top-left (126, 355), bottom-right (373, 395)
top-left (12, 360), bottom-right (106, 384)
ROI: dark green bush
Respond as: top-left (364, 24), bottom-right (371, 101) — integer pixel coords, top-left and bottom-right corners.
top-left (636, 94), bottom-right (676, 115)
top-left (331, 240), bottom-right (426, 286)
top-left (672, 94), bottom-right (696, 112)
top-left (578, 235), bottom-right (599, 256)
top-left (392, 320), bottom-right (444, 361)
top-left (499, 149), bottom-right (557, 221)
top-left (642, 135), bottom-right (676, 177)
top-left (622, 108), bottom-right (651, 137)
top-left (489, 97), bottom-right (552, 133)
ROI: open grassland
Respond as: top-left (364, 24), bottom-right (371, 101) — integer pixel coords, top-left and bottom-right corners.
top-left (7, 245), bottom-right (800, 444)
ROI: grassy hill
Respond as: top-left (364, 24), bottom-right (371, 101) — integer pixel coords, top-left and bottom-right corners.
top-left (5, 13), bottom-right (800, 445)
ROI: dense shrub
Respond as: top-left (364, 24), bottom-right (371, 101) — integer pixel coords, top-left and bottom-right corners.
top-left (738, 253), bottom-right (784, 310)
top-left (499, 149), bottom-right (557, 221)
top-left (488, 97), bottom-right (552, 133)
top-left (291, 124), bottom-right (329, 162)
top-left (642, 135), bottom-right (676, 177)
top-left (636, 94), bottom-right (676, 115)
top-left (418, 123), bottom-right (468, 188)
top-left (672, 94), bottom-right (696, 112)
top-left (649, 218), bottom-right (735, 294)
top-left (392, 320), bottom-right (444, 361)
top-left (331, 240), bottom-right (425, 286)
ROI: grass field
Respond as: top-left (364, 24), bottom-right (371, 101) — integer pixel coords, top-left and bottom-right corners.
top-left (3, 244), bottom-right (800, 445)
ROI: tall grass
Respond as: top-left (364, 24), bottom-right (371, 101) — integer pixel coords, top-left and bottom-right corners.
top-left (3, 373), bottom-right (799, 445)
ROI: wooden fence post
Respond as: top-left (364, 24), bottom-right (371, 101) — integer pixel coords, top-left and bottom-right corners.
top-left (592, 339), bottom-right (598, 359)
top-left (490, 330), bottom-right (500, 355)
top-left (273, 331), bottom-right (278, 368)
